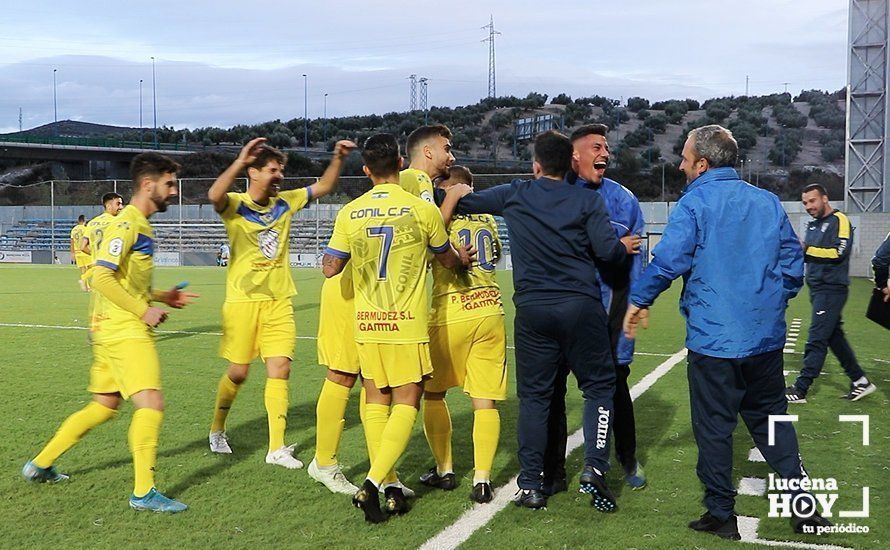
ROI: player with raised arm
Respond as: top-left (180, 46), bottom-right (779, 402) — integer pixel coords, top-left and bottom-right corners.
top-left (309, 126), bottom-right (452, 497)
top-left (23, 153), bottom-right (197, 513)
top-left (321, 133), bottom-right (471, 523)
top-left (206, 137), bottom-right (355, 469)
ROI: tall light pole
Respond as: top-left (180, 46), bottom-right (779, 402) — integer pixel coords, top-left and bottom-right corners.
top-left (139, 79), bottom-right (144, 145)
top-left (302, 74), bottom-right (308, 154)
top-left (323, 93), bottom-right (328, 144)
top-left (53, 68), bottom-right (58, 136)
top-left (151, 56), bottom-right (158, 148)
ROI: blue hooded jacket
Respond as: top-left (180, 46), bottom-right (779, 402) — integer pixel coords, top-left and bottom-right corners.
top-left (572, 176), bottom-right (645, 365)
top-left (630, 167), bottom-right (804, 359)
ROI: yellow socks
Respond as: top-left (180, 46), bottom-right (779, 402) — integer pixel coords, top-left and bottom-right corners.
top-left (211, 374), bottom-right (241, 433)
top-left (367, 404), bottom-right (417, 486)
top-left (422, 398), bottom-right (453, 474)
top-left (264, 378), bottom-right (289, 451)
top-left (33, 401), bottom-right (117, 468)
top-left (129, 408), bottom-right (163, 498)
top-left (473, 408), bottom-right (500, 483)
top-left (359, 385), bottom-right (367, 424)
top-left (314, 379), bottom-right (350, 467)
top-left (362, 403), bottom-right (389, 464)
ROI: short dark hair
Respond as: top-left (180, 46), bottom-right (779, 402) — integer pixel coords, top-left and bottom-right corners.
top-left (248, 144), bottom-right (287, 171)
top-left (362, 133), bottom-right (401, 177)
top-left (570, 123), bottom-right (609, 143)
top-left (802, 183), bottom-right (828, 196)
top-left (101, 192), bottom-right (123, 205)
top-left (407, 124), bottom-right (453, 155)
top-left (77, 215), bottom-right (85, 223)
top-left (130, 153), bottom-right (181, 185)
top-left (447, 165), bottom-right (473, 185)
top-left (533, 131), bottom-right (573, 178)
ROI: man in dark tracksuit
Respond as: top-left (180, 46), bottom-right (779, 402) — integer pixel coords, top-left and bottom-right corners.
top-left (624, 125), bottom-right (829, 539)
top-left (441, 130), bottom-right (639, 511)
top-left (785, 185), bottom-right (877, 403)
top-left (874, 232), bottom-right (890, 301)
top-left (543, 124), bottom-right (647, 495)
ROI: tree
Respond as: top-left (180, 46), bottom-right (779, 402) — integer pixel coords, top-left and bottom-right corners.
top-left (626, 96), bottom-right (650, 112)
top-left (550, 93), bottom-right (572, 105)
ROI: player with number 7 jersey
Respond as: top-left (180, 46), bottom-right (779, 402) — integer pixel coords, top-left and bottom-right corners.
top-left (326, 185), bottom-right (451, 345)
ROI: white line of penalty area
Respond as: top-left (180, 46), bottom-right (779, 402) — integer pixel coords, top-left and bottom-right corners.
top-left (419, 347), bottom-right (689, 550)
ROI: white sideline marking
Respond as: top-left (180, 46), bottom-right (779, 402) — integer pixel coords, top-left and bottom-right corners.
top-left (748, 447), bottom-right (766, 463)
top-left (737, 516), bottom-right (848, 549)
top-left (419, 348), bottom-right (688, 550)
top-left (738, 477), bottom-right (767, 496)
top-left (0, 322), bottom-right (317, 340)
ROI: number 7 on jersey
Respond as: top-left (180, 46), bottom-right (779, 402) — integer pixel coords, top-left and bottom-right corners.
top-left (367, 225), bottom-right (394, 280)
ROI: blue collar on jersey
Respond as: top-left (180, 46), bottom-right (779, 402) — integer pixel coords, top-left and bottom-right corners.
top-left (237, 198), bottom-right (290, 226)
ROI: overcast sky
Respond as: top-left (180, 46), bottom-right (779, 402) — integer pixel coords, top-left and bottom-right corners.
top-left (0, 0), bottom-right (848, 134)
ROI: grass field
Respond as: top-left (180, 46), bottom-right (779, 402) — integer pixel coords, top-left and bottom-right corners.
top-left (0, 265), bottom-right (886, 549)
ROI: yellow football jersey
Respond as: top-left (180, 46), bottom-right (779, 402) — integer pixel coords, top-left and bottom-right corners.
top-left (430, 213), bottom-right (504, 326)
top-left (399, 168), bottom-right (435, 204)
top-left (70, 224), bottom-right (84, 248)
top-left (219, 188), bottom-right (311, 302)
top-left (90, 205), bottom-right (155, 343)
top-left (326, 183), bottom-right (450, 343)
top-left (71, 224), bottom-right (90, 260)
top-left (85, 212), bottom-right (115, 259)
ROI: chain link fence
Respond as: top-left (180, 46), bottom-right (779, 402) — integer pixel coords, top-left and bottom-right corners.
top-left (0, 174), bottom-right (531, 266)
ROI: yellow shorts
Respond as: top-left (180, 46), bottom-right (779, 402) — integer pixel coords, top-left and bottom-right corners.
top-left (220, 299), bottom-right (296, 364)
top-left (317, 275), bottom-right (360, 374)
top-left (75, 254), bottom-right (91, 269)
top-left (87, 339), bottom-right (161, 399)
top-left (357, 342), bottom-right (433, 389)
top-left (428, 315), bottom-right (508, 400)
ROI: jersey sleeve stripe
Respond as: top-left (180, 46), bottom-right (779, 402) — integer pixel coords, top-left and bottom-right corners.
top-left (96, 259), bottom-right (120, 271)
top-left (833, 211), bottom-right (851, 239)
top-left (806, 246), bottom-right (840, 259)
top-left (429, 241), bottom-right (450, 254)
top-left (324, 247), bottom-right (351, 259)
top-left (305, 186), bottom-right (313, 202)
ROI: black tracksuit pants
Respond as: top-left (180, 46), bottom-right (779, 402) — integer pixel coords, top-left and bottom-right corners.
top-left (688, 349), bottom-right (807, 521)
top-left (514, 297), bottom-right (616, 490)
top-left (795, 288), bottom-right (866, 393)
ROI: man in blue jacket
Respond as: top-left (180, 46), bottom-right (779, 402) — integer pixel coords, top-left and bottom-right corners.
top-left (442, 131), bottom-right (640, 511)
top-left (543, 124), bottom-right (647, 495)
top-left (623, 125), bottom-right (830, 539)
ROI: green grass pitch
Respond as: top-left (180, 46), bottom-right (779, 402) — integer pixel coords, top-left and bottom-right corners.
top-left (0, 265), bottom-right (886, 548)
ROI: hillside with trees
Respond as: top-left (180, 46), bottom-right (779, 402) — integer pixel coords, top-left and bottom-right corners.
top-left (0, 89), bottom-right (846, 201)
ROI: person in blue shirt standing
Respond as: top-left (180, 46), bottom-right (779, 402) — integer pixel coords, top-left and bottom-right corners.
top-left (542, 124), bottom-right (648, 495)
top-left (623, 125), bottom-right (830, 540)
top-left (441, 131), bottom-right (640, 511)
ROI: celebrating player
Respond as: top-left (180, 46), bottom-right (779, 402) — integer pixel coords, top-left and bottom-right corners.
top-left (206, 137), bottom-right (355, 469)
top-left (401, 124), bottom-right (455, 202)
top-left (321, 133), bottom-right (471, 523)
top-left (421, 165), bottom-right (506, 504)
top-left (23, 153), bottom-right (197, 513)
